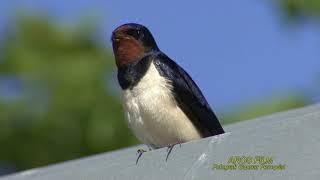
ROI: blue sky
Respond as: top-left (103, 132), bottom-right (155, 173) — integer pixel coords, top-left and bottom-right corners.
top-left (0, 0), bottom-right (320, 110)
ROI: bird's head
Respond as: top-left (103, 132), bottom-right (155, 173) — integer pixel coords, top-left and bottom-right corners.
top-left (111, 23), bottom-right (159, 67)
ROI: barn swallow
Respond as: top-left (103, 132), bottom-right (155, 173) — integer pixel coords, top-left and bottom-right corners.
top-left (111, 23), bottom-right (224, 162)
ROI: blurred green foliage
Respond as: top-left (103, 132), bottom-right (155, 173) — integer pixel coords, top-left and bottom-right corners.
top-left (0, 15), bottom-right (138, 170)
top-left (280, 0), bottom-right (320, 20)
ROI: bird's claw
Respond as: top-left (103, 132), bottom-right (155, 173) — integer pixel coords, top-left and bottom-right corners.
top-left (165, 141), bottom-right (182, 161)
top-left (136, 149), bottom-right (147, 165)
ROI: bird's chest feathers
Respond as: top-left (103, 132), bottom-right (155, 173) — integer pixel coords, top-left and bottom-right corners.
top-left (121, 63), bottom-right (201, 147)
top-left (122, 63), bottom-right (175, 125)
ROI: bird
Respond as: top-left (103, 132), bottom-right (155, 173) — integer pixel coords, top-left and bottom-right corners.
top-left (111, 23), bottom-right (224, 161)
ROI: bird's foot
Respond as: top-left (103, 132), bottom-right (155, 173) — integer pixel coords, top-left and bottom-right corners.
top-left (136, 149), bottom-right (147, 165)
top-left (165, 141), bottom-right (182, 161)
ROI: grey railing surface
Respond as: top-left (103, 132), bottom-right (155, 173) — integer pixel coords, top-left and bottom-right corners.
top-left (1, 104), bottom-right (320, 180)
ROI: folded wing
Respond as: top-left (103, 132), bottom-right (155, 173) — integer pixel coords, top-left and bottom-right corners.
top-left (154, 53), bottom-right (225, 137)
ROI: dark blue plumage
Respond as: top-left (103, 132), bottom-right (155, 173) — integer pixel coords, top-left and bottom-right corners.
top-left (153, 53), bottom-right (225, 137)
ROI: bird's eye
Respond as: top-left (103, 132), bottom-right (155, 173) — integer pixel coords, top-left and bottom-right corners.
top-left (134, 30), bottom-right (141, 38)
top-left (127, 29), bottom-right (141, 39)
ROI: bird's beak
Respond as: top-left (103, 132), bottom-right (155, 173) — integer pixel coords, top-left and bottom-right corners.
top-left (112, 32), bottom-right (132, 43)
top-left (111, 32), bottom-right (119, 42)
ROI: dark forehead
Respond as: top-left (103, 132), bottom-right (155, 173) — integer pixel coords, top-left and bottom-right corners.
top-left (114, 23), bottom-right (143, 33)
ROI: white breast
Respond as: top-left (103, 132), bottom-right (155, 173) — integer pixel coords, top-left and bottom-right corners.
top-left (121, 62), bottom-right (201, 148)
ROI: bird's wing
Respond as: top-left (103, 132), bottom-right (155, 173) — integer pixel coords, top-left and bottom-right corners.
top-left (154, 53), bottom-right (224, 137)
